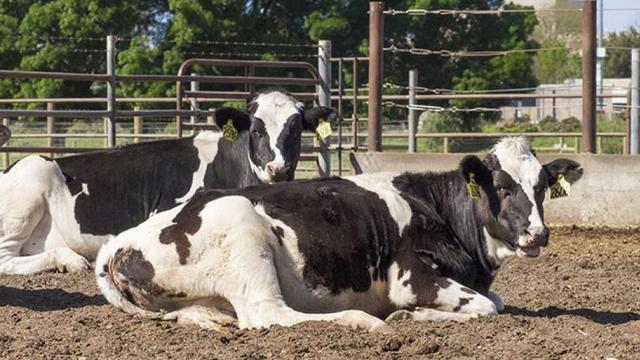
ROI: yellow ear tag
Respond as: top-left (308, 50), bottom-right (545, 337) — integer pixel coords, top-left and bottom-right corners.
top-left (315, 119), bottom-right (332, 141)
top-left (222, 119), bottom-right (238, 142)
top-left (466, 172), bottom-right (481, 200)
top-left (549, 174), bottom-right (570, 199)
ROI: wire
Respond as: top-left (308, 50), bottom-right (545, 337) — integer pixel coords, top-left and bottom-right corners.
top-left (182, 50), bottom-right (318, 58)
top-left (383, 8), bottom-right (640, 16)
top-left (383, 83), bottom-right (633, 94)
top-left (383, 83), bottom-right (540, 93)
top-left (382, 101), bottom-right (502, 113)
top-left (163, 39), bottom-right (318, 48)
top-left (383, 8), bottom-right (581, 16)
top-left (384, 45), bottom-right (569, 57)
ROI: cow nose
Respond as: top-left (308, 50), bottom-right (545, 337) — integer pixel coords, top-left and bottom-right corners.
top-left (528, 226), bottom-right (550, 247)
top-left (266, 162), bottom-right (285, 177)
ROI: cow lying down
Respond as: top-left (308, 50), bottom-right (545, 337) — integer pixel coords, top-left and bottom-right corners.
top-left (97, 137), bottom-right (582, 331)
top-left (0, 91), bottom-right (336, 275)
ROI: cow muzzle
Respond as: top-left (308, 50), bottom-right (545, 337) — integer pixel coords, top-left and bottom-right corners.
top-left (516, 226), bottom-right (549, 258)
top-left (265, 162), bottom-right (291, 182)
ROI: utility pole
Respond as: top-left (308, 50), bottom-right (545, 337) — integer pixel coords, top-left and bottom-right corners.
top-left (596, 0), bottom-right (605, 110)
top-left (631, 49), bottom-right (639, 154)
top-left (367, 2), bottom-right (384, 152)
top-left (582, 0), bottom-right (597, 153)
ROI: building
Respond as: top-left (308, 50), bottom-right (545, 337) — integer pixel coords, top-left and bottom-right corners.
top-left (500, 78), bottom-right (630, 122)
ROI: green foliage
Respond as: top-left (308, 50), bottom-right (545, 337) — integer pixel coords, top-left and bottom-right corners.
top-left (533, 38), bottom-right (581, 84)
top-left (419, 111), bottom-right (490, 152)
top-left (604, 27), bottom-right (640, 78)
top-left (538, 116), bottom-right (581, 133)
top-left (0, 0), bottom-right (539, 119)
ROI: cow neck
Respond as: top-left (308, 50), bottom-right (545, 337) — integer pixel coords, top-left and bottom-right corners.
top-left (205, 131), bottom-right (263, 189)
top-left (395, 170), bottom-right (498, 288)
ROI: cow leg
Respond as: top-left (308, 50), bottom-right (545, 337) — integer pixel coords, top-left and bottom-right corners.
top-left (386, 274), bottom-right (497, 323)
top-left (385, 307), bottom-right (478, 322)
top-left (0, 156), bottom-right (90, 274)
top-left (211, 210), bottom-right (390, 333)
top-left (162, 305), bottom-right (237, 331)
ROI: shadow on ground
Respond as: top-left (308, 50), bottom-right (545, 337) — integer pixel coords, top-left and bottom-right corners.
top-left (504, 305), bottom-right (640, 325)
top-left (0, 286), bottom-right (106, 311)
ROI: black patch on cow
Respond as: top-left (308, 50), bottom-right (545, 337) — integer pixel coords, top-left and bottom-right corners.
top-left (159, 209), bottom-right (204, 265)
top-left (392, 165), bottom-right (497, 297)
top-left (460, 287), bottom-right (475, 295)
top-left (271, 225), bottom-right (284, 246)
top-left (453, 297), bottom-right (471, 312)
top-left (39, 155), bottom-right (53, 162)
top-left (111, 248), bottom-right (166, 306)
top-left (204, 132), bottom-right (263, 189)
top-left (2, 158), bottom-right (20, 174)
top-left (192, 177), bottom-right (400, 294)
top-left (55, 137), bottom-right (202, 236)
top-left (64, 174), bottom-right (83, 196)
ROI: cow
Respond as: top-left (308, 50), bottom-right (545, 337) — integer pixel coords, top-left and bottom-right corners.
top-left (96, 137), bottom-right (582, 331)
top-left (0, 90), bottom-right (337, 275)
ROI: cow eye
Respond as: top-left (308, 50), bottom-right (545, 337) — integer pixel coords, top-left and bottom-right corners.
top-left (498, 188), bottom-right (511, 197)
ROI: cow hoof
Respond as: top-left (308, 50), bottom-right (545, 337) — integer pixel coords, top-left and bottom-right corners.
top-left (385, 310), bottom-right (413, 322)
top-left (54, 248), bottom-right (91, 273)
top-left (371, 320), bottom-right (395, 334)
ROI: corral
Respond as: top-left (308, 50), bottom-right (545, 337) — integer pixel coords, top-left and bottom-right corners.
top-left (1, 227), bottom-right (638, 359)
top-left (1, 0), bottom-right (640, 359)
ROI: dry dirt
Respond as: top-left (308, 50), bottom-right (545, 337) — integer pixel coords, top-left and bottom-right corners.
top-left (1, 227), bottom-right (639, 359)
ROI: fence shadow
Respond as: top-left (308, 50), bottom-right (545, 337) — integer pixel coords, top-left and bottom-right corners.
top-left (0, 286), bottom-right (106, 311)
top-left (503, 305), bottom-right (640, 325)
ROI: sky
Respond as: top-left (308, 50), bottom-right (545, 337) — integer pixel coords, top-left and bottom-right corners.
top-left (602, 0), bottom-right (640, 33)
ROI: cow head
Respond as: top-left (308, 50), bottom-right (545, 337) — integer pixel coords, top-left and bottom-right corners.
top-left (0, 124), bottom-right (10, 147)
top-left (215, 90), bottom-right (337, 183)
top-left (460, 137), bottom-right (583, 261)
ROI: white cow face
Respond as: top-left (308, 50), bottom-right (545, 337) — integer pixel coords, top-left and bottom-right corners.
top-left (461, 137), bottom-right (583, 258)
top-left (216, 91), bottom-right (337, 183)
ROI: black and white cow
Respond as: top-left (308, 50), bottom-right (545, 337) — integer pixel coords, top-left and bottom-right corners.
top-left (0, 90), bottom-right (337, 275)
top-left (96, 137), bottom-right (582, 331)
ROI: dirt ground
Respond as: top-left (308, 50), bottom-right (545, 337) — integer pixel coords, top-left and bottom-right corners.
top-left (1, 227), bottom-right (639, 359)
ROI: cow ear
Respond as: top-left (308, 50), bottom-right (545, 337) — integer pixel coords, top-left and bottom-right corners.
top-left (460, 155), bottom-right (494, 201)
top-left (0, 124), bottom-right (10, 146)
top-left (214, 107), bottom-right (251, 132)
top-left (302, 106), bottom-right (338, 132)
top-left (543, 158), bottom-right (583, 186)
top-left (460, 155), bottom-right (492, 185)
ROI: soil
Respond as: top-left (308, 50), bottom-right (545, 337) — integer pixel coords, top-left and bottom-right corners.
top-left (1, 227), bottom-right (639, 359)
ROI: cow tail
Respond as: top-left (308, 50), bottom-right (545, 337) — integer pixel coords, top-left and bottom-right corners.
top-left (95, 245), bottom-right (165, 320)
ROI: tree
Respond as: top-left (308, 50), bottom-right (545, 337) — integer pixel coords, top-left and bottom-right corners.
top-left (604, 27), bottom-right (640, 78)
top-left (0, 0), bottom-right (540, 122)
top-left (533, 37), bottom-right (581, 84)
top-left (0, 0), bottom-right (168, 101)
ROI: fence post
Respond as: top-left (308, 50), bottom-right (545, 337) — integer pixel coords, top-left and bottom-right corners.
top-left (46, 102), bottom-right (55, 158)
top-left (368, 1), bottom-right (384, 152)
top-left (2, 118), bottom-right (8, 167)
top-left (190, 73), bottom-right (199, 133)
top-left (581, 0), bottom-right (597, 153)
top-left (408, 69), bottom-right (418, 153)
top-left (207, 108), bottom-right (215, 127)
top-left (106, 35), bottom-right (117, 147)
top-left (317, 40), bottom-right (332, 177)
top-left (337, 58), bottom-right (344, 176)
top-left (133, 106), bottom-right (142, 143)
top-left (552, 90), bottom-right (557, 121)
top-left (631, 49), bottom-right (639, 154)
top-left (352, 58), bottom-right (359, 151)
